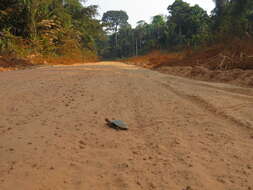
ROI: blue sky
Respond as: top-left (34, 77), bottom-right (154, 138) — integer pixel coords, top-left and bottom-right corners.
top-left (86, 0), bottom-right (215, 26)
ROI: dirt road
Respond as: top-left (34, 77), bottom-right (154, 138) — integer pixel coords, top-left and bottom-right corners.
top-left (0, 62), bottom-right (252, 190)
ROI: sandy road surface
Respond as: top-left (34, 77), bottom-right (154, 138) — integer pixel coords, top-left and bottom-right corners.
top-left (0, 62), bottom-right (253, 190)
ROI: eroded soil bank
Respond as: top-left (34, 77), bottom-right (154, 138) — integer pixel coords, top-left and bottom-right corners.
top-left (124, 46), bottom-right (253, 88)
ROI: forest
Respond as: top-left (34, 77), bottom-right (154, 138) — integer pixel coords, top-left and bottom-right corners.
top-left (0, 0), bottom-right (104, 62)
top-left (0, 0), bottom-right (253, 61)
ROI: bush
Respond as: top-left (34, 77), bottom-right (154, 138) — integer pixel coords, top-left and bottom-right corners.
top-left (0, 29), bottom-right (30, 56)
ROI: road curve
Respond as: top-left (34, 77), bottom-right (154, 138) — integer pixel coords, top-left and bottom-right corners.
top-left (0, 62), bottom-right (253, 190)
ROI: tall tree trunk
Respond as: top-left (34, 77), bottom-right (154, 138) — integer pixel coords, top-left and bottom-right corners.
top-left (115, 32), bottom-right (118, 48)
top-left (135, 39), bottom-right (138, 56)
top-left (23, 0), bottom-right (38, 39)
top-left (115, 24), bottom-right (118, 49)
top-left (214, 0), bottom-right (227, 16)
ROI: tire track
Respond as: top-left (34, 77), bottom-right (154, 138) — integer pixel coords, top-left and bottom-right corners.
top-left (160, 82), bottom-right (253, 130)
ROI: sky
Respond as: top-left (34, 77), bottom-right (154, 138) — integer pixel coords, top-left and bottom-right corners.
top-left (86, 0), bottom-right (215, 27)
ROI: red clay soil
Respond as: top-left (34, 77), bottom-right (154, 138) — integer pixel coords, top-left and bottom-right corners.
top-left (124, 42), bottom-right (253, 88)
top-left (0, 54), bottom-right (98, 72)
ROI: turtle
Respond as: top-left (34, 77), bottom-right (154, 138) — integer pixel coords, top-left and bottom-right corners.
top-left (105, 118), bottom-right (128, 130)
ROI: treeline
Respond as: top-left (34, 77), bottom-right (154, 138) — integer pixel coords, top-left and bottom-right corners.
top-left (101, 0), bottom-right (253, 59)
top-left (0, 0), bottom-right (105, 60)
top-left (1, 0), bottom-right (253, 61)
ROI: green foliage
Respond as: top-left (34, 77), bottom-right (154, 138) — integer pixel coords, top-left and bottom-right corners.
top-left (103, 0), bottom-right (253, 59)
top-left (1, 0), bottom-right (252, 60)
top-left (213, 0), bottom-right (253, 38)
top-left (167, 0), bottom-right (211, 47)
top-left (102, 10), bottom-right (129, 33)
top-left (0, 0), bottom-right (105, 59)
top-left (101, 10), bottom-right (130, 58)
top-left (103, 0), bottom-right (211, 58)
top-left (0, 29), bottom-right (31, 56)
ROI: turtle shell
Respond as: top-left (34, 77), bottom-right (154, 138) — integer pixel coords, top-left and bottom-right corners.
top-left (111, 120), bottom-right (128, 130)
top-left (106, 119), bottom-right (128, 130)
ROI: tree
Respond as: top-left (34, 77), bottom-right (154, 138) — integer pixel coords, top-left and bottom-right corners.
top-left (213, 0), bottom-right (228, 16)
top-left (102, 10), bottom-right (129, 56)
top-left (0, 0), bottom-right (105, 58)
top-left (167, 0), bottom-right (210, 46)
top-left (212, 0), bottom-right (253, 38)
top-left (117, 24), bottom-right (134, 57)
top-left (151, 15), bottom-right (166, 48)
top-left (102, 10), bottom-right (129, 33)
